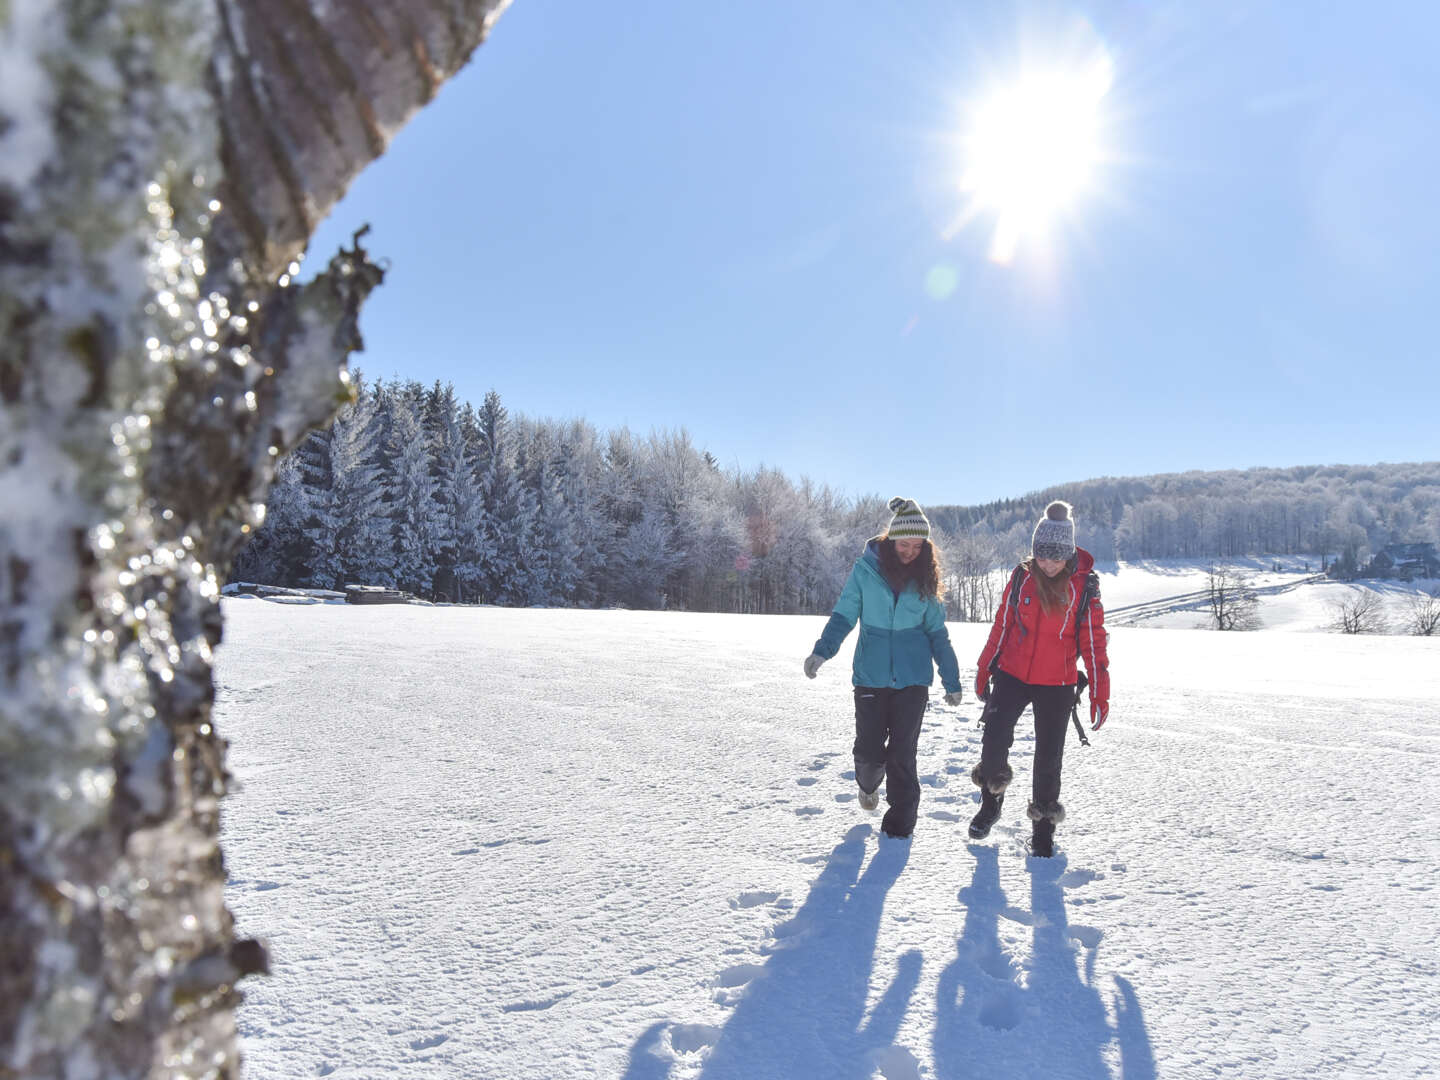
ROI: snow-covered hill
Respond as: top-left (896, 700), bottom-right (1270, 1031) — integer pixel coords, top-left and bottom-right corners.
top-left (1090, 558), bottom-right (1436, 633)
top-left (214, 600), bottom-right (1440, 1079)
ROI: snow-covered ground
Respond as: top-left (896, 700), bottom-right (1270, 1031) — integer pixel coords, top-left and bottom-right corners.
top-left (215, 597), bottom-right (1440, 1079)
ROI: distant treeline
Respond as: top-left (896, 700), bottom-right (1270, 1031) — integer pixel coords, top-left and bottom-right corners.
top-left (232, 374), bottom-right (888, 614)
top-left (232, 375), bottom-right (1440, 618)
top-left (929, 462), bottom-right (1440, 567)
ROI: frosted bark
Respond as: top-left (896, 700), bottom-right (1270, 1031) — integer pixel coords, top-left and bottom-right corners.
top-left (0, 1), bottom-right (509, 1076)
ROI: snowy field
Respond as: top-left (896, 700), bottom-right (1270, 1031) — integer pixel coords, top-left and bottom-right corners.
top-left (213, 595), bottom-right (1440, 1080)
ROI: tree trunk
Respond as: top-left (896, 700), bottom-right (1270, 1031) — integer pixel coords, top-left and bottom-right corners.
top-left (0, 1), bottom-right (508, 1075)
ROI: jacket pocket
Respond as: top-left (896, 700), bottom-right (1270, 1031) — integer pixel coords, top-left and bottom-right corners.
top-left (855, 624), bottom-right (892, 687)
top-left (890, 626), bottom-right (934, 687)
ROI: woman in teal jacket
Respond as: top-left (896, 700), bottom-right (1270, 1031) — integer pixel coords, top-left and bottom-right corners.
top-left (804, 497), bottom-right (963, 839)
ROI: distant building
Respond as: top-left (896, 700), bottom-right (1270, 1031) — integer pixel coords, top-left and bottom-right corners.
top-left (1371, 542), bottom-right (1440, 579)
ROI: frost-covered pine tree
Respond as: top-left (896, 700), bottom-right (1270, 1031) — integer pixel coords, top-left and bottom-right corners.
top-left (474, 390), bottom-right (530, 603)
top-left (556, 419), bottom-right (615, 608)
top-left (308, 375), bottom-right (392, 590)
top-left (422, 382), bottom-right (467, 601)
top-left (230, 448), bottom-right (314, 585)
top-left (511, 426), bottom-right (581, 605)
top-left (0, 2), bottom-right (510, 1074)
top-left (386, 385), bottom-right (440, 598)
top-left (532, 462), bottom-right (584, 604)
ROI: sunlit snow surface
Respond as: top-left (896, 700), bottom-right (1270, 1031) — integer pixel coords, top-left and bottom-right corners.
top-left (215, 600), bottom-right (1440, 1079)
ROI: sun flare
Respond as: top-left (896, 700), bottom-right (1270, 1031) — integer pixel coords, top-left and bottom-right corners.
top-left (956, 56), bottom-right (1114, 264)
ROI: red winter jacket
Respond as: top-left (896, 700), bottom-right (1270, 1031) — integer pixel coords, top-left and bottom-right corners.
top-left (975, 548), bottom-right (1109, 707)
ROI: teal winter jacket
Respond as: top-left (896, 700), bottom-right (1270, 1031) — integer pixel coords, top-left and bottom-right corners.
top-left (813, 539), bottom-right (962, 693)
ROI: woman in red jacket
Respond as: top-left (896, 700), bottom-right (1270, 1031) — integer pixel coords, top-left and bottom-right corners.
top-left (969, 501), bottom-right (1109, 856)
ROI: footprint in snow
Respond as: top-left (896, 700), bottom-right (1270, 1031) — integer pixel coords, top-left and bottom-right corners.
top-left (962, 941), bottom-right (1016, 982)
top-left (927, 810), bottom-right (961, 823)
top-left (976, 989), bottom-right (1024, 1031)
top-left (409, 1033), bottom-right (449, 1051)
top-left (795, 806), bottom-right (824, 817)
top-left (714, 963), bottom-right (766, 989)
top-left (669, 1023), bottom-right (722, 1055)
top-left (731, 891), bottom-right (780, 909)
top-left (999, 905), bottom-right (1034, 926)
top-left (868, 1044), bottom-right (922, 1080)
top-left (796, 776), bottom-right (819, 787)
top-left (501, 990), bottom-right (573, 1013)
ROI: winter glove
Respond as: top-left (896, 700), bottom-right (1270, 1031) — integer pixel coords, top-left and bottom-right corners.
top-left (803, 653), bottom-right (825, 679)
top-left (943, 690), bottom-right (964, 707)
top-left (975, 671), bottom-right (990, 702)
top-left (1090, 699), bottom-right (1109, 730)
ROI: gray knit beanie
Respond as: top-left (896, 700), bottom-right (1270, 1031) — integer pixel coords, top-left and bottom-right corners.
top-left (1032, 501), bottom-right (1076, 561)
top-left (885, 497), bottom-right (931, 540)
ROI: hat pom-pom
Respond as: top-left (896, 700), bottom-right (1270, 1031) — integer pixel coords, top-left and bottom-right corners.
top-left (888, 496), bottom-right (908, 513)
top-left (1045, 500), bottom-right (1072, 521)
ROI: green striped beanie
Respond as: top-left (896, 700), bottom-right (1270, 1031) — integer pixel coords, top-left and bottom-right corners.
top-left (886, 497), bottom-right (931, 540)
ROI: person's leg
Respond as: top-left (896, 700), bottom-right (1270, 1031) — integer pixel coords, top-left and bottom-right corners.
top-left (969, 672), bottom-right (1033, 838)
top-left (975, 672), bottom-right (1030, 794)
top-left (1028, 684), bottom-right (1074, 855)
top-left (852, 687), bottom-right (889, 799)
top-left (880, 686), bottom-right (927, 838)
top-left (1029, 685), bottom-right (1073, 807)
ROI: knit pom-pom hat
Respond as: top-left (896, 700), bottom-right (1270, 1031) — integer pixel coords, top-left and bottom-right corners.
top-left (1031, 500), bottom-right (1076, 561)
top-left (885, 496), bottom-right (931, 540)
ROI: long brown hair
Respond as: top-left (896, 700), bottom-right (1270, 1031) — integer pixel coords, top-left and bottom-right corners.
top-left (878, 536), bottom-right (943, 600)
top-left (1024, 555), bottom-right (1078, 615)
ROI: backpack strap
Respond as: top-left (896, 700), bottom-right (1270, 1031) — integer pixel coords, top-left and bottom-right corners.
top-left (1068, 570), bottom-right (1101, 747)
top-left (1073, 570), bottom-right (1099, 651)
top-left (987, 564), bottom-right (1027, 676)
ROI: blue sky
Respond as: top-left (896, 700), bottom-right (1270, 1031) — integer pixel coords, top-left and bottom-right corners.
top-left (307, 0), bottom-right (1440, 508)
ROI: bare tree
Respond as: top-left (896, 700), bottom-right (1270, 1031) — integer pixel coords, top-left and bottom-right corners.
top-left (939, 528), bottom-right (1005, 622)
top-left (1206, 563), bottom-right (1261, 630)
top-left (1, 2), bottom-right (509, 1075)
top-left (1327, 589), bottom-right (1389, 634)
top-left (1403, 588), bottom-right (1440, 636)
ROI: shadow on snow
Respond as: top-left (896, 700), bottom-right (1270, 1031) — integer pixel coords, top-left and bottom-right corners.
top-left (624, 833), bottom-right (1155, 1080)
top-left (933, 845), bottom-right (1156, 1080)
top-left (624, 824), bottom-right (916, 1079)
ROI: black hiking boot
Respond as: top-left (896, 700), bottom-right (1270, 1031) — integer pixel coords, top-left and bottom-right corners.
top-left (968, 789), bottom-right (1004, 840)
top-left (1028, 818), bottom-right (1056, 857)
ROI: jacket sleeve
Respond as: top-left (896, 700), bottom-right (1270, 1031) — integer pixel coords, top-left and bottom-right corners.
top-left (1079, 590), bottom-right (1109, 705)
top-left (923, 598), bottom-right (962, 694)
top-left (813, 562), bottom-right (863, 659)
top-left (975, 567), bottom-right (1020, 674)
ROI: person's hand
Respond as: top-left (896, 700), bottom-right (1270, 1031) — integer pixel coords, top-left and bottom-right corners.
top-left (803, 653), bottom-right (825, 679)
top-left (943, 690), bottom-right (964, 707)
top-left (974, 672), bottom-right (990, 702)
top-left (1090, 699), bottom-right (1109, 730)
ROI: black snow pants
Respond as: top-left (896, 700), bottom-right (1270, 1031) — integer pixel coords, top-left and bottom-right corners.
top-left (853, 685), bottom-right (928, 838)
top-left (978, 670), bottom-right (1074, 807)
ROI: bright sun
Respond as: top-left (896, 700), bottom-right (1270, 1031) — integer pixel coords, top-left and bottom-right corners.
top-left (956, 57), bottom-right (1114, 264)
